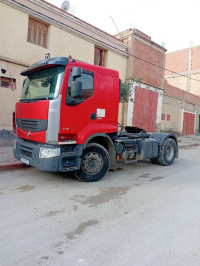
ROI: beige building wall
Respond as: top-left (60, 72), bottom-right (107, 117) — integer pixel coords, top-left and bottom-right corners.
top-left (106, 51), bottom-right (127, 81)
top-left (0, 3), bottom-right (127, 71)
top-left (162, 99), bottom-right (200, 135)
top-left (162, 83), bottom-right (200, 135)
top-left (48, 25), bottom-right (95, 63)
top-left (0, 1), bottom-right (127, 130)
top-left (161, 103), bottom-right (182, 133)
top-left (0, 63), bottom-right (25, 130)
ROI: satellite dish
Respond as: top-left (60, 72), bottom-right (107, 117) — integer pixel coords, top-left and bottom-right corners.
top-left (61, 0), bottom-right (70, 12)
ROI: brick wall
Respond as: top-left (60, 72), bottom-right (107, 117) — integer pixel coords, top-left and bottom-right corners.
top-left (165, 46), bottom-right (200, 96)
top-left (190, 46), bottom-right (200, 70)
top-left (165, 46), bottom-right (200, 72)
top-left (190, 73), bottom-right (200, 96)
top-left (132, 38), bottom-right (165, 89)
top-left (117, 29), bottom-right (166, 90)
top-left (165, 49), bottom-right (189, 75)
top-left (165, 76), bottom-right (188, 92)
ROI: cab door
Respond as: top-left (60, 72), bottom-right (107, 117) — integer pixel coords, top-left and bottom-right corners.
top-left (59, 65), bottom-right (97, 144)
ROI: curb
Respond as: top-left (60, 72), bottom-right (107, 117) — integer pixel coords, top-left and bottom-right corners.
top-left (0, 163), bottom-right (27, 171)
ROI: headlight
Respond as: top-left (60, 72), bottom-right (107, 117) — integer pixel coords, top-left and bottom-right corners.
top-left (39, 147), bottom-right (60, 158)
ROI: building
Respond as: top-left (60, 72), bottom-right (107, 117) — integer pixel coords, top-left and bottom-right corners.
top-left (2, 0), bottom-right (193, 137)
top-left (0, 0), bottom-right (127, 130)
top-left (165, 46), bottom-right (200, 96)
top-left (162, 81), bottom-right (200, 135)
top-left (115, 29), bottom-right (167, 132)
top-left (163, 46), bottom-right (200, 135)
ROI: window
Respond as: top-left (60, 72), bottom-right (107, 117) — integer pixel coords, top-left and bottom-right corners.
top-left (27, 17), bottom-right (48, 48)
top-left (0, 76), bottom-right (16, 90)
top-left (161, 113), bottom-right (165, 120)
top-left (94, 47), bottom-right (106, 66)
top-left (66, 69), bottom-right (94, 105)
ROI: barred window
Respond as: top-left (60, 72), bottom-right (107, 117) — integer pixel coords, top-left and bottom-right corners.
top-left (0, 77), bottom-right (16, 90)
top-left (27, 17), bottom-right (48, 48)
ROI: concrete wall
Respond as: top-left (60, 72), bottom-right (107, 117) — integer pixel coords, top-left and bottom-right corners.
top-left (162, 101), bottom-right (182, 133)
top-left (162, 82), bottom-right (200, 135)
top-left (0, 0), bottom-right (127, 130)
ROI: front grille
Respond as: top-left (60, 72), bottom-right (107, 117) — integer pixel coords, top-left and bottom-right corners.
top-left (19, 144), bottom-right (33, 158)
top-left (23, 150), bottom-right (32, 158)
top-left (16, 118), bottom-right (47, 132)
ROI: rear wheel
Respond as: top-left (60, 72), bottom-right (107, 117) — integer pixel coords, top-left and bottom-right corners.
top-left (156, 138), bottom-right (177, 166)
top-left (74, 143), bottom-right (110, 182)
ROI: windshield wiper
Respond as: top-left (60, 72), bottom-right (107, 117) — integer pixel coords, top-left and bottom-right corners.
top-left (20, 99), bottom-right (33, 103)
top-left (33, 97), bottom-right (49, 101)
top-left (20, 97), bottom-right (49, 103)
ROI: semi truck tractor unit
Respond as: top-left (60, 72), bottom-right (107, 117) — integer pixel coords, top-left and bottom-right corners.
top-left (13, 57), bottom-right (178, 182)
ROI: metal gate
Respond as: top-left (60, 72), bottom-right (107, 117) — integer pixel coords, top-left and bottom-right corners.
top-left (182, 112), bottom-right (195, 135)
top-left (132, 86), bottom-right (158, 132)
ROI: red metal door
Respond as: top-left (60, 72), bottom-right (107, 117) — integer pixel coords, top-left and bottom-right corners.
top-left (182, 112), bottom-right (195, 135)
top-left (133, 86), bottom-right (158, 132)
top-left (199, 115), bottom-right (200, 133)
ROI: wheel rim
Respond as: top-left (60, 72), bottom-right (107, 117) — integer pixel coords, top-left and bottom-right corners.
top-left (165, 142), bottom-right (175, 161)
top-left (82, 152), bottom-right (103, 174)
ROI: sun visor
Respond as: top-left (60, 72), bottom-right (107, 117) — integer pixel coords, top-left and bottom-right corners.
top-left (21, 57), bottom-right (69, 76)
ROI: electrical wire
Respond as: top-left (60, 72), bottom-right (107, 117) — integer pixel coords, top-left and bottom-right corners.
top-left (11, 0), bottom-right (200, 83)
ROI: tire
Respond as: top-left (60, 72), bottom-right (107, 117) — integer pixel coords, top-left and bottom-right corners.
top-left (74, 143), bottom-right (110, 182)
top-left (156, 138), bottom-right (177, 166)
top-left (150, 158), bottom-right (159, 164)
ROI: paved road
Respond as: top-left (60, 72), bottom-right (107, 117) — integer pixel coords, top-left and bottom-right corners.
top-left (1, 147), bottom-right (200, 266)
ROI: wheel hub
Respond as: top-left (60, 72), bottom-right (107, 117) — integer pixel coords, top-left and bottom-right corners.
top-left (82, 152), bottom-right (103, 174)
top-left (165, 143), bottom-right (174, 160)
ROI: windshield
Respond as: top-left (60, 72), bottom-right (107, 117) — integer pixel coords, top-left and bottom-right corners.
top-left (20, 66), bottom-right (65, 102)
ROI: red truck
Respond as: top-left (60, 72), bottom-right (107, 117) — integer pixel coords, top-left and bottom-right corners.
top-left (13, 57), bottom-right (178, 182)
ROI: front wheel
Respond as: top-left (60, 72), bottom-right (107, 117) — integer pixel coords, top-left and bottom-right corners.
top-left (150, 157), bottom-right (159, 164)
top-left (156, 138), bottom-right (177, 166)
top-left (74, 143), bottom-right (110, 182)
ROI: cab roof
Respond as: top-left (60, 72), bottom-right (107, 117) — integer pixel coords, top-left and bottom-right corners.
top-left (21, 57), bottom-right (69, 76)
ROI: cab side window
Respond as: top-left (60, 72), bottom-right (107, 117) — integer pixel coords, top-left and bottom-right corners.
top-left (66, 69), bottom-right (94, 102)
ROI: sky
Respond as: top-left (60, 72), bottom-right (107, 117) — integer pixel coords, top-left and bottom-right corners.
top-left (47, 0), bottom-right (200, 53)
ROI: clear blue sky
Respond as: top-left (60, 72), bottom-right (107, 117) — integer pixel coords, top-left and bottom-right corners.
top-left (47, 0), bottom-right (200, 53)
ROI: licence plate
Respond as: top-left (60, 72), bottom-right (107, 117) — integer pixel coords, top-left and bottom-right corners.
top-left (21, 158), bottom-right (30, 165)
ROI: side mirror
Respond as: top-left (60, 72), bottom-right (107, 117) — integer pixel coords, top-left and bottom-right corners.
top-left (72, 67), bottom-right (82, 79)
top-left (71, 80), bottom-right (82, 98)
